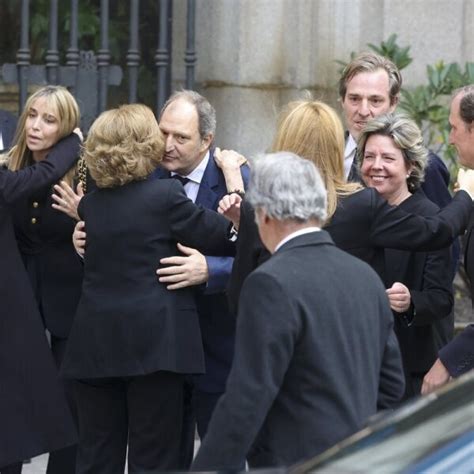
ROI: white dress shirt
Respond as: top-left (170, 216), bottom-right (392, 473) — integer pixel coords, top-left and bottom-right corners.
top-left (171, 151), bottom-right (210, 203)
top-left (344, 133), bottom-right (357, 179)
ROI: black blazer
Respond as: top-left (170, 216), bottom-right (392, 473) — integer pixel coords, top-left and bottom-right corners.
top-left (60, 177), bottom-right (235, 379)
top-left (384, 190), bottom-right (454, 378)
top-left (11, 143), bottom-right (83, 338)
top-left (0, 135), bottom-right (79, 467)
top-left (0, 109), bottom-right (17, 152)
top-left (193, 232), bottom-right (404, 470)
top-left (228, 187), bottom-right (472, 313)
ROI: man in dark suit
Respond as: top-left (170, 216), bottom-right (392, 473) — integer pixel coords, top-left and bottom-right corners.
top-left (153, 90), bottom-right (249, 466)
top-left (0, 108), bottom-right (17, 152)
top-left (192, 152), bottom-right (404, 470)
top-left (422, 85), bottom-right (474, 393)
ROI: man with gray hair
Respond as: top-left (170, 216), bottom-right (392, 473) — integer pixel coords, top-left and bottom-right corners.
top-left (153, 89), bottom-right (249, 466)
top-left (192, 152), bottom-right (404, 470)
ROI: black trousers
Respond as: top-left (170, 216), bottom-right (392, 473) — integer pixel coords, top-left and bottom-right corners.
top-left (48, 336), bottom-right (77, 474)
top-left (74, 371), bottom-right (183, 474)
top-left (179, 379), bottom-right (223, 469)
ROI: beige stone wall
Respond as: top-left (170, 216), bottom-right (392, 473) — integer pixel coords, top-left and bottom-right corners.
top-left (0, 83), bottom-right (19, 114)
top-left (172, 0), bottom-right (474, 156)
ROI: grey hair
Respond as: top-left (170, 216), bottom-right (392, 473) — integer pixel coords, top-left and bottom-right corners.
top-left (357, 113), bottom-right (428, 192)
top-left (160, 89), bottom-right (216, 139)
top-left (247, 152), bottom-right (327, 223)
top-left (338, 51), bottom-right (402, 105)
top-left (453, 85), bottom-right (474, 128)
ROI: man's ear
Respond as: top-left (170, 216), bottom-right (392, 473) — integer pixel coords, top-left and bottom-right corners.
top-left (389, 95), bottom-right (399, 112)
top-left (200, 133), bottom-right (214, 153)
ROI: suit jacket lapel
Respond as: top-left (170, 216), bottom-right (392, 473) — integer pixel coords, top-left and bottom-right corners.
top-left (464, 211), bottom-right (474, 281)
top-left (196, 149), bottom-right (220, 210)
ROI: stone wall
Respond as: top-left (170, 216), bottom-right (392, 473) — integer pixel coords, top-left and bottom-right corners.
top-left (2, 0), bottom-right (473, 154)
top-left (172, 0), bottom-right (474, 157)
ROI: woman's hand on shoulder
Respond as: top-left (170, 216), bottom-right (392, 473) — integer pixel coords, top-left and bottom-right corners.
top-left (73, 127), bottom-right (84, 142)
top-left (52, 180), bottom-right (84, 220)
top-left (214, 147), bottom-right (247, 193)
top-left (214, 147), bottom-right (247, 171)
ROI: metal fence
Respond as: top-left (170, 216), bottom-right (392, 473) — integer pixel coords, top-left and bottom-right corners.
top-left (1, 0), bottom-right (196, 130)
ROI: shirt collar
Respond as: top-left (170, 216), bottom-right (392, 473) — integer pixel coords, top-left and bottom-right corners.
top-left (274, 227), bottom-right (321, 253)
top-left (171, 151), bottom-right (210, 185)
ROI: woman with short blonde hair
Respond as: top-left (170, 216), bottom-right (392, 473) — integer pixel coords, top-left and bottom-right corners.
top-left (60, 103), bottom-right (233, 473)
top-left (84, 103), bottom-right (164, 188)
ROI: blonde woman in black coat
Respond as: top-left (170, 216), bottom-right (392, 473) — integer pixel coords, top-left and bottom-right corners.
top-left (3, 85), bottom-right (83, 474)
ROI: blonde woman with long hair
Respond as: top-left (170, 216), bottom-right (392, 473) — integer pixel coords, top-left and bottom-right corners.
top-left (0, 88), bottom-right (80, 473)
top-left (2, 85), bottom-right (82, 474)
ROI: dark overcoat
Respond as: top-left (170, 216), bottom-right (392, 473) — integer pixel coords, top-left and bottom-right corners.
top-left (193, 231), bottom-right (404, 470)
top-left (0, 135), bottom-right (80, 467)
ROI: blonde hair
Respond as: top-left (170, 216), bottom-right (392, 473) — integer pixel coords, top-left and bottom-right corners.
top-left (2, 85), bottom-right (80, 185)
top-left (271, 100), bottom-right (360, 220)
top-left (84, 103), bottom-right (164, 188)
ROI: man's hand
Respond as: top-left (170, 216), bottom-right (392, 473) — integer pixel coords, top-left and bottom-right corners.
top-left (386, 282), bottom-right (411, 313)
top-left (52, 180), bottom-right (84, 220)
top-left (218, 193), bottom-right (242, 229)
top-left (421, 358), bottom-right (451, 395)
top-left (73, 220), bottom-right (86, 256)
top-left (157, 243), bottom-right (209, 290)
